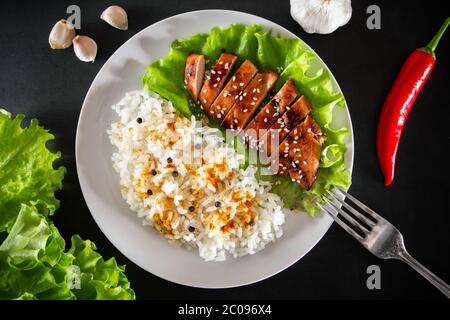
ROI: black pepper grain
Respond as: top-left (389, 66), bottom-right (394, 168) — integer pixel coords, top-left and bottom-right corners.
top-left (195, 143), bottom-right (202, 150)
top-left (146, 189), bottom-right (153, 196)
top-left (167, 157), bottom-right (173, 163)
top-left (214, 201), bottom-right (221, 208)
top-left (136, 117), bottom-right (143, 124)
top-left (172, 171), bottom-right (179, 177)
top-left (188, 206), bottom-right (195, 212)
top-left (188, 226), bottom-right (196, 232)
top-left (150, 169), bottom-right (157, 176)
top-left (249, 220), bottom-right (255, 226)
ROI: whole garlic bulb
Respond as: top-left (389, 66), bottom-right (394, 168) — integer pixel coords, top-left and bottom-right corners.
top-left (290, 0), bottom-right (352, 34)
top-left (100, 5), bottom-right (128, 30)
top-left (49, 19), bottom-right (76, 49)
top-left (72, 35), bottom-right (97, 62)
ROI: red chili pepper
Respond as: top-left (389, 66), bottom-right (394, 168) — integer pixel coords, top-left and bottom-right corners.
top-left (377, 17), bottom-right (450, 186)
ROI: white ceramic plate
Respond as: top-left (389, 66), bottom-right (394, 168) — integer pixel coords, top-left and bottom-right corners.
top-left (76, 10), bottom-right (354, 288)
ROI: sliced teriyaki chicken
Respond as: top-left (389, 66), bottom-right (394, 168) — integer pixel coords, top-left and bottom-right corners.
top-left (207, 60), bottom-right (257, 122)
top-left (184, 53), bottom-right (205, 101)
top-left (270, 115), bottom-right (326, 190)
top-left (244, 80), bottom-right (299, 149)
top-left (198, 53), bottom-right (238, 110)
top-left (260, 95), bottom-right (312, 157)
top-left (221, 71), bottom-right (278, 134)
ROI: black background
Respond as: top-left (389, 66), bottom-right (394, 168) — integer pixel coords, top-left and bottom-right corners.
top-left (0, 0), bottom-right (449, 300)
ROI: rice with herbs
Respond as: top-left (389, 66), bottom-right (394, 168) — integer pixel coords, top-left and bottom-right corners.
top-left (108, 90), bottom-right (285, 261)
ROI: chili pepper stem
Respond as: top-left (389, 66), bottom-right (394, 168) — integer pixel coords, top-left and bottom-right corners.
top-left (420, 17), bottom-right (450, 57)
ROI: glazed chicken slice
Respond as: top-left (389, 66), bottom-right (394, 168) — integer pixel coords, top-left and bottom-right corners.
top-left (184, 53), bottom-right (205, 100)
top-left (208, 60), bottom-right (258, 121)
top-left (244, 80), bottom-right (299, 148)
top-left (198, 53), bottom-right (238, 110)
top-left (221, 71), bottom-right (278, 134)
top-left (260, 95), bottom-right (312, 157)
top-left (270, 115), bottom-right (325, 190)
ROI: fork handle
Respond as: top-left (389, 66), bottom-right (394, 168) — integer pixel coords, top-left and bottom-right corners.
top-left (398, 251), bottom-right (450, 298)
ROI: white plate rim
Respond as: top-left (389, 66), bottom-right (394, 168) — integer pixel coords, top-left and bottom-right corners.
top-left (75, 9), bottom-right (354, 289)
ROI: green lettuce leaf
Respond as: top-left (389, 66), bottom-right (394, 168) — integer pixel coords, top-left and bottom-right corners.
top-left (0, 111), bottom-right (66, 231)
top-left (0, 111), bottom-right (135, 300)
top-left (0, 204), bottom-right (135, 300)
top-left (143, 23), bottom-right (351, 215)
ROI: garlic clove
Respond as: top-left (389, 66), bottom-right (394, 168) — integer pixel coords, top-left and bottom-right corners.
top-left (290, 0), bottom-right (352, 34)
top-left (49, 19), bottom-right (76, 49)
top-left (72, 35), bottom-right (97, 62)
top-left (100, 5), bottom-right (128, 30)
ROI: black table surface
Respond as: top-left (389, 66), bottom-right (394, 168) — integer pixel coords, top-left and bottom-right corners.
top-left (1, 0), bottom-right (449, 300)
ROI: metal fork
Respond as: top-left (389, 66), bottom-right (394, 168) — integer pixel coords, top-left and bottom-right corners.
top-left (317, 188), bottom-right (450, 298)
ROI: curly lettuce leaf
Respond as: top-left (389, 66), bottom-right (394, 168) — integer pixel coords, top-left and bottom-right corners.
top-left (0, 111), bottom-right (135, 300)
top-left (0, 111), bottom-right (66, 231)
top-left (0, 204), bottom-right (135, 300)
top-left (143, 24), bottom-right (351, 215)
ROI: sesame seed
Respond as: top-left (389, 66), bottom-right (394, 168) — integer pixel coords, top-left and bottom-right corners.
top-left (233, 119), bottom-right (238, 124)
top-left (256, 88), bottom-right (260, 93)
top-left (184, 79), bottom-right (188, 84)
top-left (303, 160), bottom-right (307, 165)
top-left (232, 85), bottom-right (238, 89)
top-left (218, 71), bottom-right (222, 75)
top-left (219, 61), bottom-right (223, 65)
top-left (284, 154), bottom-right (289, 158)
top-left (307, 128), bottom-right (312, 133)
top-left (203, 88), bottom-right (207, 93)
top-left (291, 178), bottom-right (296, 182)
top-left (213, 83), bottom-right (218, 87)
top-left (250, 102), bottom-right (255, 105)
top-left (217, 113), bottom-right (222, 119)
top-left (203, 99), bottom-right (207, 104)
top-left (243, 92), bottom-right (247, 96)
top-left (210, 110), bottom-right (214, 114)
top-left (216, 77), bottom-right (221, 82)
top-left (284, 128), bottom-right (289, 132)
top-left (239, 82), bottom-right (244, 86)
top-left (252, 97), bottom-right (258, 101)
top-left (243, 109), bottom-right (248, 112)
top-left (264, 118), bottom-right (268, 123)
top-left (252, 88), bottom-right (256, 93)
top-left (265, 109), bottom-right (270, 114)
top-left (234, 95), bottom-right (239, 100)
top-left (211, 70), bottom-right (216, 74)
top-left (239, 96), bottom-right (243, 101)
top-left (294, 136), bottom-right (299, 140)
top-left (232, 76), bottom-right (236, 81)
top-left (258, 78), bottom-right (262, 82)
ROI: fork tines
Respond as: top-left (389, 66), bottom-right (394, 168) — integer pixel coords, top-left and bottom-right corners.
top-left (318, 188), bottom-right (379, 241)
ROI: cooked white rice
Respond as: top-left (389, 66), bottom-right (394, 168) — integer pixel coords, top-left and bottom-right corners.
top-left (108, 90), bottom-right (285, 261)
